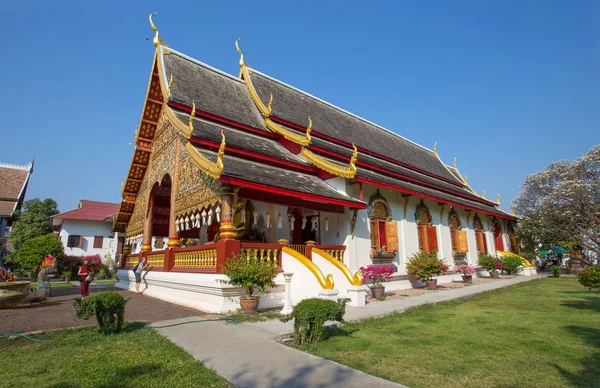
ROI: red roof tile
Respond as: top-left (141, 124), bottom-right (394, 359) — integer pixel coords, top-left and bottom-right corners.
top-left (53, 200), bottom-right (120, 222)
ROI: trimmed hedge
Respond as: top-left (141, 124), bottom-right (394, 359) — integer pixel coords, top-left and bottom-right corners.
top-left (577, 266), bottom-right (600, 290)
top-left (281, 298), bottom-right (347, 345)
top-left (73, 292), bottom-right (127, 334)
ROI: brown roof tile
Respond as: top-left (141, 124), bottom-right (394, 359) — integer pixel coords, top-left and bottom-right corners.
top-left (0, 167), bottom-right (29, 201)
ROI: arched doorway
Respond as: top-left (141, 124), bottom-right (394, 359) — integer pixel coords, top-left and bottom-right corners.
top-left (449, 210), bottom-right (467, 260)
top-left (473, 215), bottom-right (487, 254)
top-left (149, 174), bottom-right (172, 248)
top-left (416, 202), bottom-right (437, 254)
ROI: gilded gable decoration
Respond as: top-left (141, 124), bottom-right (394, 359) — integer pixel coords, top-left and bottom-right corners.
top-left (300, 144), bottom-right (358, 179)
top-left (149, 12), bottom-right (166, 47)
top-left (415, 201), bottom-right (431, 224)
top-left (367, 190), bottom-right (391, 220)
top-left (448, 209), bottom-right (461, 230)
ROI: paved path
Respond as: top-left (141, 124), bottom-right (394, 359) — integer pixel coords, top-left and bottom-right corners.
top-left (152, 275), bottom-right (545, 388)
top-left (0, 285), bottom-right (203, 334)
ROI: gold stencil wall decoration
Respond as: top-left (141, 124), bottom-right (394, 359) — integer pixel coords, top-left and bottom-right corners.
top-left (148, 116), bottom-right (179, 186)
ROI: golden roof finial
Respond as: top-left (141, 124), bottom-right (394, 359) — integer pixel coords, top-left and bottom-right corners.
top-left (452, 156), bottom-right (457, 168)
top-left (511, 209), bottom-right (516, 216)
top-left (482, 190), bottom-right (487, 199)
top-left (235, 38), bottom-right (245, 67)
top-left (267, 93), bottom-right (273, 116)
top-left (433, 140), bottom-right (437, 154)
top-left (167, 73), bottom-right (173, 99)
top-left (149, 13), bottom-right (164, 47)
top-left (350, 144), bottom-right (358, 168)
top-left (496, 193), bottom-right (501, 205)
top-left (305, 116), bottom-right (312, 144)
top-left (463, 175), bottom-right (468, 184)
top-left (188, 100), bottom-right (196, 135)
top-left (216, 131), bottom-right (226, 171)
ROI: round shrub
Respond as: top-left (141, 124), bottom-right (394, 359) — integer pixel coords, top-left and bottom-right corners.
top-left (500, 255), bottom-right (524, 275)
top-left (577, 267), bottom-right (600, 291)
top-left (281, 298), bottom-right (347, 345)
top-left (73, 291), bottom-right (127, 334)
top-left (550, 265), bottom-right (561, 278)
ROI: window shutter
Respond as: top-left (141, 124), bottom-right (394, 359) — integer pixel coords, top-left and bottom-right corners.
top-left (495, 234), bottom-right (504, 252)
top-left (450, 229), bottom-right (458, 252)
top-left (427, 226), bottom-right (438, 253)
top-left (509, 235), bottom-right (517, 253)
top-left (371, 220), bottom-right (380, 252)
top-left (458, 230), bottom-right (469, 253)
top-left (67, 235), bottom-right (73, 248)
top-left (385, 221), bottom-right (398, 252)
top-left (418, 225), bottom-right (427, 251)
top-left (77, 236), bottom-right (83, 248)
top-left (483, 232), bottom-right (488, 253)
top-left (94, 236), bottom-right (103, 249)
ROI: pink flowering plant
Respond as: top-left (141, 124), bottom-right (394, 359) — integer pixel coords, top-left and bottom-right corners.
top-left (406, 251), bottom-right (449, 281)
top-left (453, 264), bottom-right (476, 276)
top-left (40, 255), bottom-right (56, 270)
top-left (0, 266), bottom-right (17, 282)
top-left (359, 265), bottom-right (395, 287)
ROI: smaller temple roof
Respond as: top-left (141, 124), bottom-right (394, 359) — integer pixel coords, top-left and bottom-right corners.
top-left (194, 147), bottom-right (366, 209)
top-left (0, 161), bottom-right (33, 218)
top-left (52, 200), bottom-right (120, 227)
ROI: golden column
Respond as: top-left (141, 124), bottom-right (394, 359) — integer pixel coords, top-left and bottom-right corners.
top-left (141, 192), bottom-right (154, 251)
top-left (167, 139), bottom-right (182, 247)
top-left (219, 185), bottom-right (237, 240)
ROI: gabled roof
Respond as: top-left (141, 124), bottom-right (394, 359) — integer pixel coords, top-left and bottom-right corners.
top-left (0, 161), bottom-right (33, 218)
top-left (52, 200), bottom-right (120, 226)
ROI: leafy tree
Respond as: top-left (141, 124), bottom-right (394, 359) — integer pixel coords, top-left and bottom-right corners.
top-left (15, 233), bottom-right (64, 279)
top-left (9, 198), bottom-right (59, 252)
top-left (513, 145), bottom-right (600, 265)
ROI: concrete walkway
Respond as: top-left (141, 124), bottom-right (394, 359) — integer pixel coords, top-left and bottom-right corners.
top-left (151, 275), bottom-right (545, 388)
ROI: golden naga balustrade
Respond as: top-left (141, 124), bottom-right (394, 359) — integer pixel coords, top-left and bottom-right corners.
top-left (173, 249), bottom-right (218, 269)
top-left (125, 255), bottom-right (140, 268)
top-left (240, 247), bottom-right (281, 266)
top-left (146, 253), bottom-right (165, 268)
top-left (322, 248), bottom-right (345, 262)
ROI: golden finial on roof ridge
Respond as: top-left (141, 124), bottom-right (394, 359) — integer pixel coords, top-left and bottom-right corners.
top-left (511, 209), bottom-right (516, 216)
top-left (217, 131), bottom-right (226, 170)
top-left (433, 140), bottom-right (437, 154)
top-left (305, 116), bottom-right (312, 143)
top-left (167, 73), bottom-right (173, 99)
top-left (482, 190), bottom-right (486, 199)
top-left (350, 144), bottom-right (358, 167)
top-left (149, 13), bottom-right (165, 47)
top-left (453, 156), bottom-right (457, 168)
top-left (267, 93), bottom-right (273, 116)
top-left (235, 38), bottom-right (245, 67)
top-left (463, 175), bottom-right (468, 184)
top-left (188, 100), bottom-right (196, 134)
top-left (496, 193), bottom-right (501, 205)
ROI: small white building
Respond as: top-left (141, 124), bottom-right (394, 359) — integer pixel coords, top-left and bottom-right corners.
top-left (52, 200), bottom-right (123, 262)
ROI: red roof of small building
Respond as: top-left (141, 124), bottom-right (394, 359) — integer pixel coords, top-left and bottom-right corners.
top-left (53, 200), bottom-right (120, 223)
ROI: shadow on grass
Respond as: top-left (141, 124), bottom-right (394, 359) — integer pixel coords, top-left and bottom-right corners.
top-left (561, 296), bottom-right (600, 313)
top-left (553, 326), bottom-right (600, 387)
top-left (48, 363), bottom-right (162, 388)
top-left (122, 322), bottom-right (148, 333)
top-left (326, 326), bottom-right (359, 339)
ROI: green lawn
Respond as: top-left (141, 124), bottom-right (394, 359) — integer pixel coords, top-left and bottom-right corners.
top-left (30, 281), bottom-right (76, 289)
top-left (92, 279), bottom-right (118, 284)
top-left (299, 278), bottom-right (600, 388)
top-left (0, 324), bottom-right (228, 387)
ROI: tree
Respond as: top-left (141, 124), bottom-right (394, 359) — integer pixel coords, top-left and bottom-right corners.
top-left (15, 233), bottom-right (64, 279)
top-left (513, 145), bottom-right (600, 264)
top-left (9, 198), bottom-right (59, 252)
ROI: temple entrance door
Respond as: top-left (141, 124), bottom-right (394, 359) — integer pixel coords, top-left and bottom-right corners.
top-left (151, 175), bottom-right (172, 242)
top-left (289, 208), bottom-right (318, 244)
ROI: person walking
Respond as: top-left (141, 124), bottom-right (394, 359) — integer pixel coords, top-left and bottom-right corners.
top-left (77, 259), bottom-right (92, 297)
top-left (132, 257), bottom-right (151, 293)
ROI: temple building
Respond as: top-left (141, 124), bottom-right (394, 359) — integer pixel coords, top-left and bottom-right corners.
top-left (0, 161), bottom-right (33, 266)
top-left (114, 16), bottom-right (517, 312)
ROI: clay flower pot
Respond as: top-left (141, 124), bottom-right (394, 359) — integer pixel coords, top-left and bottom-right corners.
top-left (425, 279), bottom-right (438, 289)
top-left (490, 271), bottom-right (499, 279)
top-left (462, 275), bottom-right (473, 284)
top-left (239, 296), bottom-right (260, 314)
top-left (370, 286), bottom-right (385, 299)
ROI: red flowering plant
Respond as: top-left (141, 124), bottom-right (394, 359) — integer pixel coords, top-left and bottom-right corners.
top-left (406, 251), bottom-right (449, 281)
top-left (359, 265), bottom-right (395, 287)
top-left (453, 264), bottom-right (476, 276)
top-left (0, 267), bottom-right (17, 282)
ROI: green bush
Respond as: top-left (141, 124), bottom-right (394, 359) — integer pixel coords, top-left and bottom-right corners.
top-left (500, 255), bottom-right (523, 275)
top-left (577, 266), bottom-right (600, 290)
top-left (478, 253), bottom-right (500, 272)
top-left (73, 292), bottom-right (127, 335)
top-left (550, 265), bottom-right (561, 278)
top-left (14, 233), bottom-right (64, 279)
top-left (281, 298), bottom-right (347, 345)
top-left (98, 267), bottom-right (108, 280)
top-left (216, 252), bottom-right (278, 297)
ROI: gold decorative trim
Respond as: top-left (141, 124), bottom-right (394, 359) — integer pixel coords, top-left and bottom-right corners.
top-left (403, 196), bottom-right (410, 219)
top-left (162, 105), bottom-right (193, 139)
top-left (496, 193), bottom-right (501, 205)
top-left (433, 140), bottom-right (437, 154)
top-left (167, 73), bottom-right (173, 100)
top-left (452, 156), bottom-right (457, 168)
top-left (282, 247), bottom-right (334, 289)
top-left (184, 131), bottom-right (225, 179)
top-left (312, 248), bottom-right (362, 286)
top-left (300, 145), bottom-right (358, 178)
top-left (265, 117), bottom-right (311, 146)
top-left (439, 204), bottom-right (446, 220)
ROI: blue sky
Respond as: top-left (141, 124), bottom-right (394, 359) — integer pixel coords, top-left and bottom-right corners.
top-left (1, 0), bottom-right (597, 213)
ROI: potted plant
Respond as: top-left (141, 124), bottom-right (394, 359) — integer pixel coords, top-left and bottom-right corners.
top-left (453, 264), bottom-right (476, 284)
top-left (64, 270), bottom-right (73, 282)
top-left (479, 253), bottom-right (501, 278)
top-left (406, 251), bottom-right (448, 289)
top-left (217, 252), bottom-right (278, 314)
top-left (359, 265), bottom-right (395, 298)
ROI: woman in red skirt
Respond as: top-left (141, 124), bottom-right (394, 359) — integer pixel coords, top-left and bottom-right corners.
top-left (77, 259), bottom-right (92, 297)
